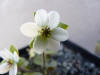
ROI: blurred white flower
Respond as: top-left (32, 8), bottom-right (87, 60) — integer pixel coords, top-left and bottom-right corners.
top-left (29, 48), bottom-right (35, 58)
top-left (0, 48), bottom-right (19, 75)
top-left (20, 9), bottom-right (69, 54)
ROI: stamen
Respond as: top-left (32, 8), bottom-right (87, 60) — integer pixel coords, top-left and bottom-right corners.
top-left (7, 60), bottom-right (13, 66)
top-left (41, 26), bottom-right (51, 38)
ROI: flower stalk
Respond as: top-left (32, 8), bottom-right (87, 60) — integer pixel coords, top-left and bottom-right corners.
top-left (43, 52), bottom-right (47, 75)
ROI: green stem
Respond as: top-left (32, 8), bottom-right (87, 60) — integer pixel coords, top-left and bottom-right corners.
top-left (43, 52), bottom-right (47, 75)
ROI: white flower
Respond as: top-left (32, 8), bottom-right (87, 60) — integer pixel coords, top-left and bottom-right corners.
top-left (0, 48), bottom-right (19, 75)
top-left (20, 9), bottom-right (69, 54)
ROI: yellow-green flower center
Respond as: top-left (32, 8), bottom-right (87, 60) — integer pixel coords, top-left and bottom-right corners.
top-left (7, 59), bottom-right (14, 65)
top-left (40, 26), bottom-right (51, 39)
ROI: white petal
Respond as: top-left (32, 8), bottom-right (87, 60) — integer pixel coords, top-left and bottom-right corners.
top-left (52, 27), bottom-right (69, 41)
top-left (47, 38), bottom-right (60, 51)
top-left (9, 64), bottom-right (17, 75)
top-left (35, 9), bottom-right (48, 26)
top-left (20, 22), bottom-right (39, 38)
top-left (0, 48), bottom-right (13, 60)
top-left (0, 62), bottom-right (10, 74)
top-left (34, 36), bottom-right (48, 54)
top-left (13, 52), bottom-right (19, 63)
top-left (48, 11), bottom-right (60, 29)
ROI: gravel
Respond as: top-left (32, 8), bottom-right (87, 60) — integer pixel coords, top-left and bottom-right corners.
top-left (53, 46), bottom-right (100, 75)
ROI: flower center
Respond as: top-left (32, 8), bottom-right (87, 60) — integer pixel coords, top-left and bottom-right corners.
top-left (7, 59), bottom-right (14, 66)
top-left (40, 26), bottom-right (51, 39)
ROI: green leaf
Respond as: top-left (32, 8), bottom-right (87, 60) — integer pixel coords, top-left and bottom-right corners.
top-left (45, 50), bottom-right (57, 55)
top-left (30, 40), bottom-right (34, 48)
top-left (95, 41), bottom-right (100, 55)
top-left (23, 72), bottom-right (42, 75)
top-left (10, 45), bottom-right (19, 55)
top-left (17, 72), bottom-right (22, 75)
top-left (33, 55), bottom-right (43, 66)
top-left (0, 60), bottom-right (7, 65)
top-left (58, 22), bottom-right (69, 30)
top-left (33, 55), bottom-right (50, 66)
top-left (47, 60), bottom-right (57, 67)
top-left (33, 12), bottom-right (36, 17)
top-left (17, 57), bottom-right (29, 67)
